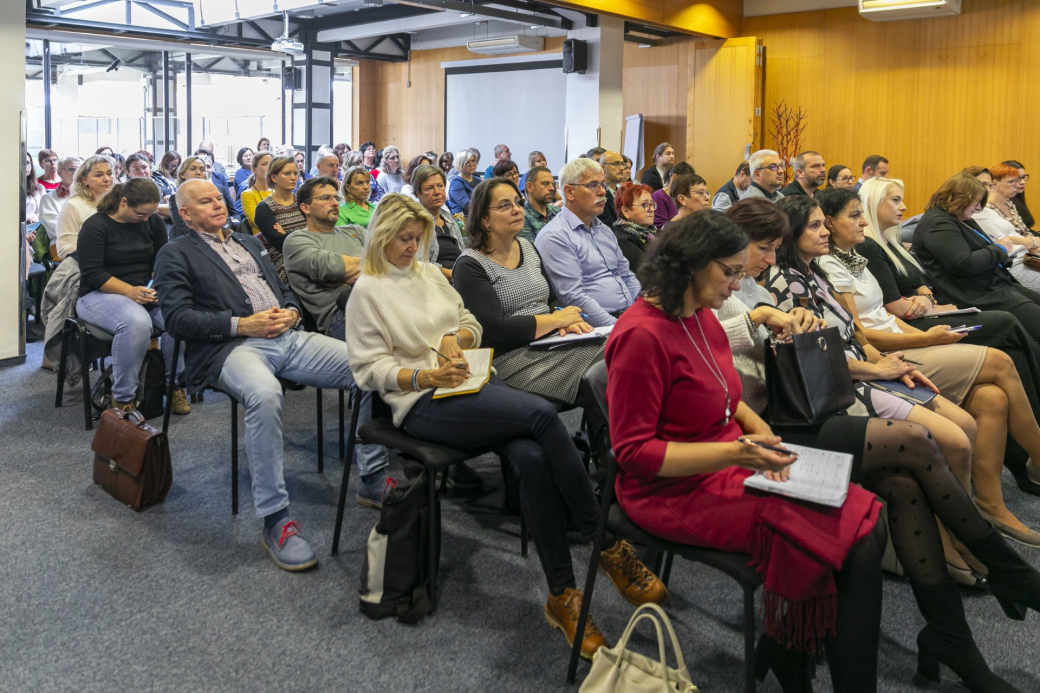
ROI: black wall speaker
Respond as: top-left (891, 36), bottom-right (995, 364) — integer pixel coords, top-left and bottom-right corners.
top-left (282, 66), bottom-right (302, 91)
top-left (562, 39), bottom-right (588, 74)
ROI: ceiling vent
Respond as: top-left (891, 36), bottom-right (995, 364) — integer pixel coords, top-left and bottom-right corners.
top-left (859, 0), bottom-right (962, 22)
top-left (466, 35), bottom-right (544, 55)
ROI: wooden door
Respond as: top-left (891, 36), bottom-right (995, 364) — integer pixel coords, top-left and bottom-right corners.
top-left (687, 37), bottom-right (763, 194)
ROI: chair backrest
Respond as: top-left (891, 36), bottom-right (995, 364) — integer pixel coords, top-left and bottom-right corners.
top-left (583, 360), bottom-right (609, 420)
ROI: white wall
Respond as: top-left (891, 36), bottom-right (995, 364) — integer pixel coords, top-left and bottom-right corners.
top-left (0, 2), bottom-right (26, 363)
top-left (564, 15), bottom-right (624, 159)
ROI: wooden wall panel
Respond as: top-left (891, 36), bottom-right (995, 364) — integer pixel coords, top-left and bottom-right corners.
top-left (622, 40), bottom-right (689, 170)
top-left (547, 0), bottom-right (743, 39)
top-left (745, 0), bottom-right (1040, 213)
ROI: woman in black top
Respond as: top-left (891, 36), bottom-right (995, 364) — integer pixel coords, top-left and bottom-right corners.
top-left (412, 164), bottom-right (465, 282)
top-left (75, 178), bottom-right (179, 412)
top-left (611, 182), bottom-right (656, 272)
top-left (912, 172), bottom-right (1040, 338)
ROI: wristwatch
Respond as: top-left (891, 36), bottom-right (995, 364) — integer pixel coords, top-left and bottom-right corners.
top-left (444, 330), bottom-right (460, 345)
top-left (292, 311), bottom-right (303, 330)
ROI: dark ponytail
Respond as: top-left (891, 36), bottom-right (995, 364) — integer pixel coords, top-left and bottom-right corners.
top-left (96, 177), bottom-right (161, 216)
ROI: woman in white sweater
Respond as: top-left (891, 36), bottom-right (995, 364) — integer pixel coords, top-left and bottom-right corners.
top-left (56, 155), bottom-right (115, 259)
top-left (344, 193), bottom-right (664, 660)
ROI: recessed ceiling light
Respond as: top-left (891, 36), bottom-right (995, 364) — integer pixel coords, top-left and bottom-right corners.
top-left (638, 43), bottom-right (651, 48)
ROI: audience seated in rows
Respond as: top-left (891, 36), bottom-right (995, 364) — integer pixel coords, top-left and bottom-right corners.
top-left (535, 158), bottom-right (640, 327)
top-left (344, 193), bottom-right (665, 660)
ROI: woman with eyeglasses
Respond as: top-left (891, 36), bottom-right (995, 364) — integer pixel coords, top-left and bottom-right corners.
top-left (75, 178), bottom-right (186, 413)
top-left (1003, 160), bottom-right (1034, 230)
top-left (827, 164), bottom-right (856, 189)
top-left (168, 156), bottom-right (210, 239)
top-left (611, 182), bottom-right (657, 272)
top-left (663, 173), bottom-right (710, 229)
top-left (965, 166), bottom-right (1040, 293)
top-left (981, 163), bottom-right (1036, 239)
top-left (412, 164), bottom-right (465, 282)
top-left (373, 145), bottom-right (404, 197)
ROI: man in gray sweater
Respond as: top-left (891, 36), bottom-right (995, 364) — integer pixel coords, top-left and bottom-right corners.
top-left (282, 176), bottom-right (390, 506)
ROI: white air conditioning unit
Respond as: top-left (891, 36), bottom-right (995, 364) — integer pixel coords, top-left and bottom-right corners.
top-left (859, 0), bottom-right (962, 21)
top-left (467, 35), bottom-right (544, 55)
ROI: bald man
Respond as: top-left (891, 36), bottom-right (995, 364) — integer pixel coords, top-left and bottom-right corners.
top-left (596, 150), bottom-right (624, 227)
top-left (154, 179), bottom-right (370, 573)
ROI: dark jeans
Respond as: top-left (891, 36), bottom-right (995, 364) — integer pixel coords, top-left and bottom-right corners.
top-left (402, 376), bottom-right (598, 592)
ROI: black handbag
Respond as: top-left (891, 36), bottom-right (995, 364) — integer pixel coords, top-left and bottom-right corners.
top-left (764, 327), bottom-right (855, 426)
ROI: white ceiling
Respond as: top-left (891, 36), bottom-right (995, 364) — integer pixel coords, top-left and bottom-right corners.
top-left (744, 0), bottom-right (857, 17)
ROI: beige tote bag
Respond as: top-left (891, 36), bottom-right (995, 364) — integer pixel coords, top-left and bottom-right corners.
top-left (579, 603), bottom-right (698, 693)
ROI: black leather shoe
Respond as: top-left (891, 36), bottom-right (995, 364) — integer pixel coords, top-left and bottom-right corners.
top-left (447, 461), bottom-right (483, 491)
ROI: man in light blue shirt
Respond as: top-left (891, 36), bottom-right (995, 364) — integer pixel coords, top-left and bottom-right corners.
top-left (535, 158), bottom-right (641, 327)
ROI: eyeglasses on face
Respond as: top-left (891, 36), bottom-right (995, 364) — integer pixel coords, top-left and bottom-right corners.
top-left (490, 197), bottom-right (525, 212)
top-left (569, 180), bottom-right (608, 192)
top-left (630, 200), bottom-right (657, 212)
top-left (311, 194), bottom-right (338, 202)
top-left (714, 260), bottom-right (747, 282)
top-left (837, 175), bottom-right (856, 183)
top-left (762, 163), bottom-right (783, 172)
top-left (689, 189), bottom-right (711, 200)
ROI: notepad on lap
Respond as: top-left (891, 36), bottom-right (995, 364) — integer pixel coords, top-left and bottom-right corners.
top-left (924, 307), bottom-right (980, 318)
top-left (530, 324), bottom-right (613, 349)
top-left (432, 348), bottom-right (493, 399)
top-left (743, 444), bottom-right (853, 508)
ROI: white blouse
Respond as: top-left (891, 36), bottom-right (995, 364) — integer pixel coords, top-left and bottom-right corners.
top-left (819, 255), bottom-right (902, 333)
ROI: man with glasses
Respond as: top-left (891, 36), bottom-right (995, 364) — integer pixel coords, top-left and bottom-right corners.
top-left (484, 143), bottom-right (511, 180)
top-left (596, 150), bottom-right (625, 228)
top-left (40, 156), bottom-right (81, 257)
top-left (282, 176), bottom-right (391, 508)
top-left (712, 160), bottom-right (751, 212)
top-left (535, 158), bottom-right (640, 327)
top-left (521, 166), bottom-right (560, 243)
top-left (781, 151), bottom-right (827, 198)
top-left (853, 155), bottom-right (889, 193)
top-left (740, 149), bottom-right (786, 203)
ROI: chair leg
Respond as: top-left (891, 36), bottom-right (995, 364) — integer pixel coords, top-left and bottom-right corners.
top-left (55, 323), bottom-right (70, 407)
top-left (77, 325), bottom-right (93, 431)
top-left (331, 399), bottom-right (362, 556)
top-left (566, 473), bottom-right (617, 684)
top-left (661, 551), bottom-right (674, 586)
top-left (338, 389), bottom-right (345, 464)
top-left (231, 399), bottom-right (239, 516)
top-left (743, 586), bottom-right (757, 693)
top-left (520, 512), bottom-right (529, 558)
top-left (162, 340), bottom-right (181, 434)
top-left (652, 550), bottom-right (665, 577)
top-left (316, 388), bottom-right (324, 474)
top-left (427, 462), bottom-right (440, 614)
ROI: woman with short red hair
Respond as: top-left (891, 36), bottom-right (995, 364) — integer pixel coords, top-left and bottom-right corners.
top-left (612, 182), bottom-right (657, 272)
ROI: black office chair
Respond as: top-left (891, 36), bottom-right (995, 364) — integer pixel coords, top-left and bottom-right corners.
top-left (161, 338), bottom-right (340, 514)
top-left (566, 361), bottom-right (762, 692)
top-left (331, 389), bottom-right (529, 612)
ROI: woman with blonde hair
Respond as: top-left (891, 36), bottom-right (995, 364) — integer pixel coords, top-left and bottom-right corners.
top-left (56, 154), bottom-right (115, 259)
top-left (338, 165), bottom-right (376, 229)
top-left (240, 151), bottom-right (274, 235)
top-left (373, 145), bottom-right (404, 196)
top-left (345, 192), bottom-right (663, 659)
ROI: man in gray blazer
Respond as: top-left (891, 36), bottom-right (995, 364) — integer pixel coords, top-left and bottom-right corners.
top-left (154, 179), bottom-right (359, 573)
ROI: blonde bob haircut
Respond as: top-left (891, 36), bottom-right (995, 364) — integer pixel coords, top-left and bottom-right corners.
top-left (859, 177), bottom-right (924, 277)
top-left (361, 193), bottom-right (434, 278)
top-left (72, 155), bottom-right (115, 203)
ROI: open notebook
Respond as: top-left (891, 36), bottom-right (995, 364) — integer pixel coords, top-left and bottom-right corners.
top-left (743, 444), bottom-right (854, 508)
top-left (432, 348), bottom-right (493, 399)
top-left (530, 325), bottom-right (613, 349)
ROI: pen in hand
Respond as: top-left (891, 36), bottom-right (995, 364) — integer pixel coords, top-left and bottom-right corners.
top-left (554, 306), bottom-right (590, 320)
top-left (429, 346), bottom-right (468, 370)
top-left (738, 437), bottom-right (797, 456)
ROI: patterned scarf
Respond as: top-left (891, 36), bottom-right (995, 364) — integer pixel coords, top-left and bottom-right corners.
top-left (829, 245), bottom-right (869, 279)
top-left (613, 218), bottom-right (655, 245)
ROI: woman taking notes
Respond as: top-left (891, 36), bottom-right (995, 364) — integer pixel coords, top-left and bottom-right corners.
top-left (345, 193), bottom-right (663, 661)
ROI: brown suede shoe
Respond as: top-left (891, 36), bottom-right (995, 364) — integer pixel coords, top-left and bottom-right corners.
top-left (171, 388), bottom-right (191, 415)
top-left (544, 588), bottom-right (608, 661)
top-left (599, 540), bottom-right (669, 606)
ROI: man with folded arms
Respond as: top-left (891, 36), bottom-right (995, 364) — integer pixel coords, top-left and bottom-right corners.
top-left (536, 158), bottom-right (640, 327)
top-left (154, 179), bottom-right (362, 572)
top-left (282, 176), bottom-right (391, 507)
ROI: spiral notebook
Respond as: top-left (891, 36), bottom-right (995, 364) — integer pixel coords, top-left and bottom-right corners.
top-left (743, 444), bottom-right (853, 508)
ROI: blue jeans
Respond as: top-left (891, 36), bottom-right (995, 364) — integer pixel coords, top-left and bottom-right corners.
top-left (218, 330), bottom-right (388, 518)
top-left (76, 291), bottom-right (176, 402)
top-left (402, 377), bottom-right (598, 591)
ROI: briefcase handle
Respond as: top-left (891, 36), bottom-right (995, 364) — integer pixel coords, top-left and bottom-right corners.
top-left (113, 408), bottom-right (147, 427)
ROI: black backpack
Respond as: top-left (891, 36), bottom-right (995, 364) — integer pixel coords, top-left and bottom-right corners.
top-left (136, 349), bottom-right (167, 420)
top-left (359, 461), bottom-right (439, 624)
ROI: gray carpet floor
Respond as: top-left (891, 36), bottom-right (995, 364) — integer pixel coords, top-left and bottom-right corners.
top-left (4, 333), bottom-right (1040, 692)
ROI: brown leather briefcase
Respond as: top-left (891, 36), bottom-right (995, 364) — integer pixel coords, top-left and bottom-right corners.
top-left (91, 409), bottom-right (172, 511)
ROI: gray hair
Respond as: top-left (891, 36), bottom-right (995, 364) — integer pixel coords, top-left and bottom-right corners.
top-left (559, 158), bottom-right (604, 187)
top-left (454, 149), bottom-right (477, 172)
top-left (793, 151), bottom-right (821, 172)
top-left (378, 145), bottom-right (401, 174)
top-left (343, 150), bottom-right (363, 168)
top-left (59, 156), bottom-right (82, 170)
top-left (749, 149), bottom-right (780, 175)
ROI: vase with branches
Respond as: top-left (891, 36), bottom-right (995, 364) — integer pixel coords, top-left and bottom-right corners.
top-left (769, 102), bottom-right (808, 186)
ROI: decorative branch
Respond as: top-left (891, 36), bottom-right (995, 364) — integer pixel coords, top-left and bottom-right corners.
top-left (769, 101), bottom-right (808, 186)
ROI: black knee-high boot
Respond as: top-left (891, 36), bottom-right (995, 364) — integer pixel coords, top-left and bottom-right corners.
top-left (911, 582), bottom-right (1019, 692)
top-left (966, 527), bottom-right (1040, 620)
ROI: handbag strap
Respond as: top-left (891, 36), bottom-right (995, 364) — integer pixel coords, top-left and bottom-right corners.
top-left (613, 603), bottom-right (689, 681)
